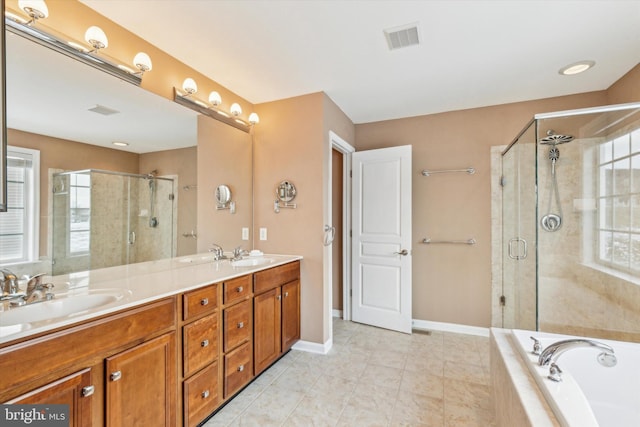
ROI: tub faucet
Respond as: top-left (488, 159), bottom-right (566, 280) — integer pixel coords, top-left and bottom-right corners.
top-left (538, 338), bottom-right (616, 382)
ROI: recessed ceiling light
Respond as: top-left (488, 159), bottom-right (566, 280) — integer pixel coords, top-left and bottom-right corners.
top-left (112, 141), bottom-right (129, 147)
top-left (559, 60), bottom-right (595, 76)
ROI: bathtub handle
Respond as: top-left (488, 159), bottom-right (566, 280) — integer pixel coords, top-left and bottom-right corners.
top-left (530, 336), bottom-right (542, 355)
top-left (548, 363), bottom-right (563, 382)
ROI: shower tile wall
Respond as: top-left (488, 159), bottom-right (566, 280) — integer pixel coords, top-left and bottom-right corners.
top-left (537, 121), bottom-right (640, 342)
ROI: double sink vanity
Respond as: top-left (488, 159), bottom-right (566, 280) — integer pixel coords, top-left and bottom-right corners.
top-left (0, 253), bottom-right (302, 426)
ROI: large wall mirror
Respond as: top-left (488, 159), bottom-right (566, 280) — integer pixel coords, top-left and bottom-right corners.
top-left (1, 22), bottom-right (252, 276)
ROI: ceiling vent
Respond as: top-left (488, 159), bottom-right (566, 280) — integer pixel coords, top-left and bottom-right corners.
top-left (88, 104), bottom-right (120, 116)
top-left (384, 23), bottom-right (420, 50)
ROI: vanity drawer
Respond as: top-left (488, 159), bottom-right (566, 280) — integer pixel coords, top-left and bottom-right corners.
top-left (183, 284), bottom-right (218, 322)
top-left (223, 299), bottom-right (252, 352)
top-left (253, 261), bottom-right (300, 294)
top-left (183, 313), bottom-right (218, 378)
top-left (183, 361), bottom-right (220, 427)
top-left (223, 275), bottom-right (252, 304)
top-left (224, 341), bottom-right (252, 398)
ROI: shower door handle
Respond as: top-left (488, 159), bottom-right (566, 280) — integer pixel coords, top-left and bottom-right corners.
top-left (508, 238), bottom-right (527, 260)
top-left (128, 231), bottom-right (136, 245)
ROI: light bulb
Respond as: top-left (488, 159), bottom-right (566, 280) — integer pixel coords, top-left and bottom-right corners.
top-left (85, 26), bottom-right (108, 50)
top-left (230, 103), bottom-right (242, 117)
top-left (182, 78), bottom-right (198, 95)
top-left (133, 52), bottom-right (152, 73)
top-left (19, 0), bottom-right (49, 20)
top-left (248, 113), bottom-right (260, 125)
top-left (208, 91), bottom-right (222, 106)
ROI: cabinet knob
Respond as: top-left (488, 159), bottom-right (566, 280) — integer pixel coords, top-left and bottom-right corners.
top-left (81, 385), bottom-right (95, 397)
top-left (284, 292), bottom-right (289, 297)
top-left (237, 322), bottom-right (244, 329)
top-left (236, 286), bottom-right (243, 293)
top-left (277, 295), bottom-right (281, 301)
top-left (200, 298), bottom-right (208, 306)
top-left (237, 365), bottom-right (244, 372)
top-left (201, 339), bottom-right (209, 347)
top-left (201, 390), bottom-right (210, 399)
top-left (110, 371), bottom-right (122, 382)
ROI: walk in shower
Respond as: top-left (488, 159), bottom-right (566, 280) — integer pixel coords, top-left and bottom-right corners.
top-left (51, 169), bottom-right (175, 275)
top-left (500, 102), bottom-right (640, 342)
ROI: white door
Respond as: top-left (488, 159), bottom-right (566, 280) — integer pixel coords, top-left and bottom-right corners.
top-left (352, 145), bottom-right (412, 333)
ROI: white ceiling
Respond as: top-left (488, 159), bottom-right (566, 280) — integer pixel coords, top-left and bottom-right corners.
top-left (81, 0), bottom-right (640, 124)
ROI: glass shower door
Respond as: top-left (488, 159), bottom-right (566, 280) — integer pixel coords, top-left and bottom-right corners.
top-left (501, 123), bottom-right (538, 330)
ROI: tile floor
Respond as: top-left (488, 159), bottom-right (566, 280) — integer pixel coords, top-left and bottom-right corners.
top-left (203, 318), bottom-right (496, 426)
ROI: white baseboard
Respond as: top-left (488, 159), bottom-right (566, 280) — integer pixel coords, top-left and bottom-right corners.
top-left (332, 309), bottom-right (343, 318)
top-left (412, 319), bottom-right (490, 337)
top-left (291, 337), bottom-right (333, 354)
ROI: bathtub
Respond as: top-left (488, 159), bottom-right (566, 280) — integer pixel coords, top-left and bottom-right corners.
top-left (511, 329), bottom-right (640, 427)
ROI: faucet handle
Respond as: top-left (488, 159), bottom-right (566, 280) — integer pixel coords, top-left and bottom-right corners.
top-left (25, 273), bottom-right (47, 293)
top-left (530, 336), bottom-right (542, 355)
top-left (548, 362), bottom-right (563, 382)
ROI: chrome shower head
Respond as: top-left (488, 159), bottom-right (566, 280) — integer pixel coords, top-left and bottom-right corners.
top-left (540, 130), bottom-right (574, 145)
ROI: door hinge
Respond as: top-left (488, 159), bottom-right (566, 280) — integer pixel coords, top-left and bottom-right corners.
top-left (349, 229), bottom-right (352, 238)
top-left (500, 295), bottom-right (506, 306)
top-left (169, 193), bottom-right (175, 200)
top-left (350, 170), bottom-right (352, 178)
top-left (350, 289), bottom-right (352, 297)
top-left (500, 175), bottom-right (506, 187)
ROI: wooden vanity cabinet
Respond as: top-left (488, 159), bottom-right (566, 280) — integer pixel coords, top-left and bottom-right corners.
top-left (180, 284), bottom-right (221, 427)
top-left (253, 261), bottom-right (300, 375)
top-left (106, 332), bottom-right (176, 427)
top-left (221, 275), bottom-right (253, 399)
top-left (0, 297), bottom-right (178, 427)
top-left (7, 368), bottom-right (93, 427)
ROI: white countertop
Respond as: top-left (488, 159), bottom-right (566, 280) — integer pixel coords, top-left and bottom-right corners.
top-left (0, 253), bottom-right (302, 344)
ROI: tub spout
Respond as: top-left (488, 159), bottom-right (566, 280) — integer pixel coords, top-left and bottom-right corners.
top-left (538, 338), bottom-right (614, 367)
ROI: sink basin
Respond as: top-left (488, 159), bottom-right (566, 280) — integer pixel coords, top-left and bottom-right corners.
top-left (0, 289), bottom-right (127, 327)
top-left (231, 257), bottom-right (274, 268)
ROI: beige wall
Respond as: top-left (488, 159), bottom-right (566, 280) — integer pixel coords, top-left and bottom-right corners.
top-left (139, 147), bottom-right (197, 256)
top-left (253, 93), bottom-right (326, 344)
top-left (607, 63), bottom-right (640, 104)
top-left (196, 116), bottom-right (253, 253)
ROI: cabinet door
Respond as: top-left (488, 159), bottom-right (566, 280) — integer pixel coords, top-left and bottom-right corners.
top-left (282, 280), bottom-right (300, 351)
top-left (253, 287), bottom-right (281, 375)
top-left (106, 333), bottom-right (176, 427)
top-left (7, 368), bottom-right (93, 427)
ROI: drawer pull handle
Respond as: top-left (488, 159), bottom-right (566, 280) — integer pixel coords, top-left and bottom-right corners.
top-left (81, 385), bottom-right (95, 397)
top-left (201, 298), bottom-right (209, 306)
top-left (110, 371), bottom-right (122, 382)
top-left (236, 286), bottom-right (243, 293)
top-left (237, 322), bottom-right (244, 329)
top-left (201, 339), bottom-right (209, 347)
top-left (237, 365), bottom-right (244, 372)
top-left (201, 390), bottom-right (210, 399)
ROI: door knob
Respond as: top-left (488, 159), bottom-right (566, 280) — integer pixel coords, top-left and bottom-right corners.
top-left (394, 249), bottom-right (409, 256)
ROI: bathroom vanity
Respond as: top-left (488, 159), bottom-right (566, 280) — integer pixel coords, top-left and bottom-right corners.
top-left (0, 255), bottom-right (301, 426)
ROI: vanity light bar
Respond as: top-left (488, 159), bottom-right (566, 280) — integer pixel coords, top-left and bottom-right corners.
top-left (5, 15), bottom-right (142, 86)
top-left (173, 88), bottom-right (251, 133)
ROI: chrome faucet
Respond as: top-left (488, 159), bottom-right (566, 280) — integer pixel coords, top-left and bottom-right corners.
top-left (538, 338), bottom-right (616, 382)
top-left (208, 243), bottom-right (227, 260)
top-left (1, 268), bottom-right (22, 299)
top-left (231, 246), bottom-right (249, 261)
top-left (10, 273), bottom-right (54, 306)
